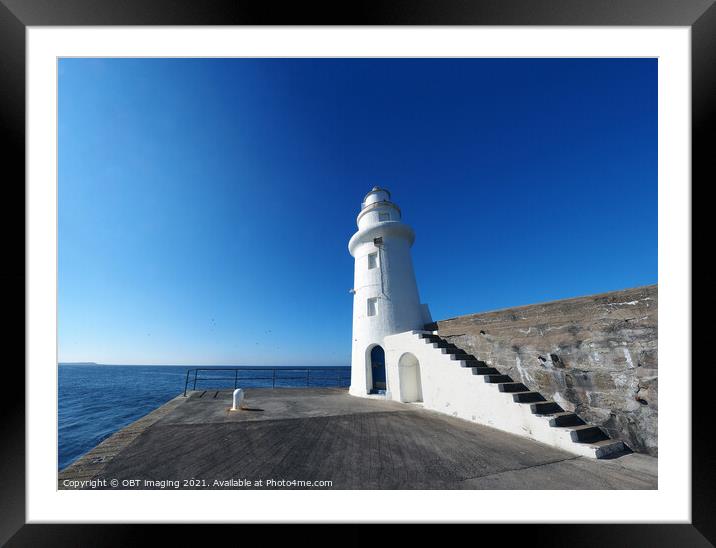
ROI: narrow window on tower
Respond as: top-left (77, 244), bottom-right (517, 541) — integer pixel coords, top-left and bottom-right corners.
top-left (367, 252), bottom-right (378, 270)
top-left (367, 297), bottom-right (377, 317)
top-left (379, 212), bottom-right (390, 222)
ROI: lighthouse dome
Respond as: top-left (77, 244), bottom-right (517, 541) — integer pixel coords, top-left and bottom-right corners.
top-left (356, 186), bottom-right (402, 230)
top-left (362, 186), bottom-right (391, 207)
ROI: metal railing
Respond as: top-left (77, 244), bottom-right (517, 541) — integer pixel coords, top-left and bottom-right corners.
top-left (183, 367), bottom-right (351, 397)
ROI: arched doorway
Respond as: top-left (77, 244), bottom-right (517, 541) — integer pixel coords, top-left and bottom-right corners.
top-left (398, 352), bottom-right (423, 402)
top-left (369, 345), bottom-right (386, 393)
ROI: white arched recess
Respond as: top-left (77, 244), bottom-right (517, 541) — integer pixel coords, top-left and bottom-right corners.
top-left (398, 352), bottom-right (423, 403)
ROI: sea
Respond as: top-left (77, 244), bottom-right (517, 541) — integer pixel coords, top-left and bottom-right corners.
top-left (58, 364), bottom-right (351, 470)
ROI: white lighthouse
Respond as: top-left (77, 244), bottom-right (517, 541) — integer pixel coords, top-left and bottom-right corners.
top-left (348, 187), bottom-right (431, 397)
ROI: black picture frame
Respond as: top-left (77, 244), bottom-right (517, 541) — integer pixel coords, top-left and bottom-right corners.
top-left (2, 0), bottom-right (710, 545)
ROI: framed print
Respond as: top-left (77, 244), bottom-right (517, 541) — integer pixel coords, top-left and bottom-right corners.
top-left (3, 0), bottom-right (712, 544)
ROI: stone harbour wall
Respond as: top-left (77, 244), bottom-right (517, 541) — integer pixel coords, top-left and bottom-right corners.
top-left (429, 285), bottom-right (657, 456)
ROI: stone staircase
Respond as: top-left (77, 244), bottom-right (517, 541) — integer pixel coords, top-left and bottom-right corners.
top-left (414, 332), bottom-right (626, 458)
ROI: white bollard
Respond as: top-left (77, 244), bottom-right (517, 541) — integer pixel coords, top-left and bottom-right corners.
top-left (231, 388), bottom-right (244, 411)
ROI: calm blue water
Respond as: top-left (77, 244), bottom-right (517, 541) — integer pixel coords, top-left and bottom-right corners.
top-left (58, 364), bottom-right (350, 470)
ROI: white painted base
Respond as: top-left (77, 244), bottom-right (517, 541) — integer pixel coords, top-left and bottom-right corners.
top-left (348, 386), bottom-right (387, 400)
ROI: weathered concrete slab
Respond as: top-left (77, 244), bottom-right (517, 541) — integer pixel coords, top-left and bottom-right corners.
top-left (59, 388), bottom-right (657, 490)
top-left (461, 453), bottom-right (658, 490)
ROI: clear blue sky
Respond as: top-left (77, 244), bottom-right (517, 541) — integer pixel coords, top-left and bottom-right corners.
top-left (58, 58), bottom-right (657, 366)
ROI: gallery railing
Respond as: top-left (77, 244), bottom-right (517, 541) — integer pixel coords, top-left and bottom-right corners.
top-left (183, 367), bottom-right (351, 396)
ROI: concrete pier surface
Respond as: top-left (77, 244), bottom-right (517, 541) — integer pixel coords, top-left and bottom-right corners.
top-left (59, 388), bottom-right (657, 490)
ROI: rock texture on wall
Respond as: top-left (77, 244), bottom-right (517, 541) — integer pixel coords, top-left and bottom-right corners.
top-left (428, 285), bottom-right (657, 456)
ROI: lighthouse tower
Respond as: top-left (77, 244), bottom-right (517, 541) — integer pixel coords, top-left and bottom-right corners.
top-left (348, 187), bottom-right (431, 397)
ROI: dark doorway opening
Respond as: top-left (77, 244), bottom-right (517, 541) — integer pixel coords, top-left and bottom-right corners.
top-left (370, 345), bottom-right (386, 394)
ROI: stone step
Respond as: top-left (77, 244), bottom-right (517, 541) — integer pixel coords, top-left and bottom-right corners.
top-left (420, 337), bottom-right (486, 365)
top-left (530, 401), bottom-right (564, 415)
top-left (456, 358), bottom-right (486, 367)
top-left (564, 424), bottom-right (609, 443)
top-left (448, 353), bottom-right (480, 362)
top-left (449, 354), bottom-right (483, 364)
top-left (444, 346), bottom-right (467, 354)
top-left (582, 439), bottom-right (626, 459)
top-left (548, 412), bottom-right (585, 427)
top-left (497, 382), bottom-right (529, 393)
top-left (484, 374), bottom-right (512, 383)
top-left (512, 391), bottom-right (547, 403)
top-left (437, 345), bottom-right (466, 355)
top-left (469, 366), bottom-right (500, 375)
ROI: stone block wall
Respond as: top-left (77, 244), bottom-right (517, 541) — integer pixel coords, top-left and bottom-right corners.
top-left (428, 285), bottom-right (657, 456)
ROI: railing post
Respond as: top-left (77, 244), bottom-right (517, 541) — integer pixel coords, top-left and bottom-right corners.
top-left (193, 369), bottom-right (198, 390)
top-left (184, 369), bottom-right (191, 396)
